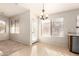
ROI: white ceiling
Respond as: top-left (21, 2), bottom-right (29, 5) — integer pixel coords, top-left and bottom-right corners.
top-left (0, 3), bottom-right (27, 17)
top-left (19, 3), bottom-right (79, 16)
top-left (0, 3), bottom-right (79, 17)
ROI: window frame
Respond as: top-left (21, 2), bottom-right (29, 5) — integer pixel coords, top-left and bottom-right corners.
top-left (0, 20), bottom-right (6, 33)
top-left (40, 17), bottom-right (64, 37)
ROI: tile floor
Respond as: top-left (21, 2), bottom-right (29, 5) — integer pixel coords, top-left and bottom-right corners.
top-left (0, 40), bottom-right (78, 56)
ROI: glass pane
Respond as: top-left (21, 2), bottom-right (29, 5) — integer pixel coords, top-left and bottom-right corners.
top-left (52, 17), bottom-right (64, 37)
top-left (76, 15), bottom-right (79, 33)
top-left (11, 24), bottom-right (15, 33)
top-left (77, 16), bottom-right (79, 26)
top-left (0, 20), bottom-right (6, 33)
top-left (10, 20), bottom-right (20, 34)
top-left (41, 19), bottom-right (51, 37)
top-left (15, 20), bottom-right (20, 33)
top-left (32, 19), bottom-right (38, 43)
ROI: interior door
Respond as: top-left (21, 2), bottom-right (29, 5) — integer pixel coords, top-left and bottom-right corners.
top-left (32, 18), bottom-right (38, 43)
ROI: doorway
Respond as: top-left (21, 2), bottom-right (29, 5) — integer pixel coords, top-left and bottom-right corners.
top-left (32, 18), bottom-right (38, 44)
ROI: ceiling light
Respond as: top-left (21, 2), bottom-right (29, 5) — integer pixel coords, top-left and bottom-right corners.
top-left (40, 4), bottom-right (48, 20)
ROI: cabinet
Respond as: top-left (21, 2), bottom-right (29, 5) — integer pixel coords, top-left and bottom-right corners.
top-left (68, 34), bottom-right (79, 54)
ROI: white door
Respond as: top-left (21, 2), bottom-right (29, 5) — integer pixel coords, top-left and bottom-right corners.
top-left (32, 18), bottom-right (38, 43)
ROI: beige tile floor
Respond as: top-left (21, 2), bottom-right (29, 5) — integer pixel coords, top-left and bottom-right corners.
top-left (0, 40), bottom-right (78, 56)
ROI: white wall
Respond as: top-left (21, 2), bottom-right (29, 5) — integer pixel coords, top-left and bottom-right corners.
top-left (0, 16), bottom-right (9, 41)
top-left (10, 10), bottom-right (31, 45)
top-left (39, 9), bottom-right (79, 48)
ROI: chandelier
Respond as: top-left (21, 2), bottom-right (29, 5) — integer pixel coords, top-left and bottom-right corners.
top-left (40, 4), bottom-right (48, 20)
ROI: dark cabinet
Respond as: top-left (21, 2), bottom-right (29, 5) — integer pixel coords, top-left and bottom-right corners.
top-left (68, 35), bottom-right (79, 54)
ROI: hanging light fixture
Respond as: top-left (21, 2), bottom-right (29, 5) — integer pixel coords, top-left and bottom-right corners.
top-left (40, 4), bottom-right (48, 20)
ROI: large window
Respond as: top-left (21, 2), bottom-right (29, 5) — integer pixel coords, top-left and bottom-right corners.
top-left (41, 19), bottom-right (51, 37)
top-left (10, 20), bottom-right (19, 34)
top-left (76, 15), bottom-right (79, 33)
top-left (52, 17), bottom-right (64, 37)
top-left (40, 17), bottom-right (64, 37)
top-left (0, 20), bottom-right (6, 33)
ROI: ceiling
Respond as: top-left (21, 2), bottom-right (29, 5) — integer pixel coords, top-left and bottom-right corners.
top-left (19, 3), bottom-right (79, 17)
top-left (0, 3), bottom-right (26, 17)
top-left (0, 3), bottom-right (79, 17)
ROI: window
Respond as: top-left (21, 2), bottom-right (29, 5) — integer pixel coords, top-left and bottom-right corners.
top-left (0, 20), bottom-right (6, 33)
top-left (10, 20), bottom-right (19, 34)
top-left (52, 17), bottom-right (64, 37)
top-left (76, 15), bottom-right (79, 33)
top-left (41, 19), bottom-right (51, 37)
top-left (15, 20), bottom-right (19, 33)
top-left (40, 17), bottom-right (64, 37)
top-left (32, 19), bottom-right (38, 38)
